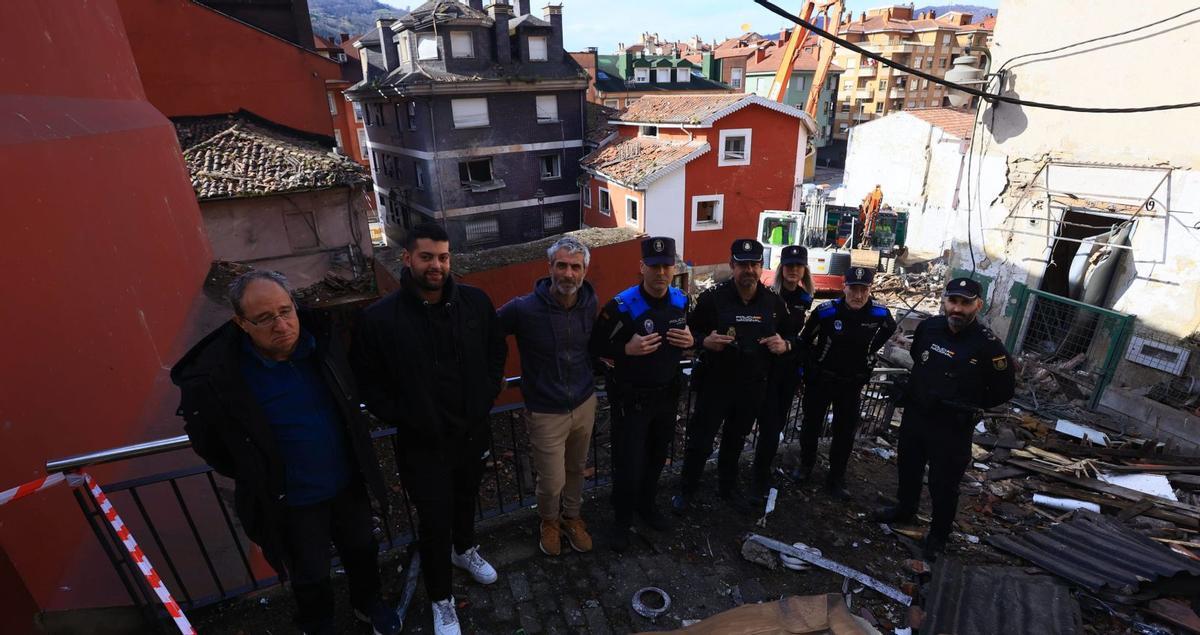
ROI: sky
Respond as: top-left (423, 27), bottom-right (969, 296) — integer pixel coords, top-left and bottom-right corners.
top-left (379, 0), bottom-right (1000, 52)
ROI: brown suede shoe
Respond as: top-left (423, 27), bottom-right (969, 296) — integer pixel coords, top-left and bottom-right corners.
top-left (561, 516), bottom-right (594, 553)
top-left (539, 519), bottom-right (562, 556)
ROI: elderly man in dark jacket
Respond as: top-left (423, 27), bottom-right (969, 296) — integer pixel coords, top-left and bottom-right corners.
top-left (171, 270), bottom-right (398, 635)
top-left (351, 223), bottom-right (507, 635)
top-left (498, 236), bottom-right (598, 557)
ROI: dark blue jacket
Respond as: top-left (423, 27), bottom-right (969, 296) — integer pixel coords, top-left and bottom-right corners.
top-left (498, 277), bottom-right (597, 413)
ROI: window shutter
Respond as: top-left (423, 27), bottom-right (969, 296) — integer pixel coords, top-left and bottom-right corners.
top-left (450, 32), bottom-right (473, 58)
top-left (528, 36), bottom-right (548, 61)
top-left (535, 95), bottom-right (558, 122)
top-left (417, 34), bottom-right (439, 60)
top-left (451, 98), bottom-right (489, 127)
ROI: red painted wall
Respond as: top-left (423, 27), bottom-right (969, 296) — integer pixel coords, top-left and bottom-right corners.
top-left (582, 178), bottom-right (643, 231)
top-left (0, 0), bottom-right (213, 622)
top-left (115, 0), bottom-right (340, 136)
top-left (683, 107), bottom-right (800, 266)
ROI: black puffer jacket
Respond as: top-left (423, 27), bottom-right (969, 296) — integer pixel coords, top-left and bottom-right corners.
top-left (350, 270), bottom-right (507, 462)
top-left (170, 312), bottom-right (389, 576)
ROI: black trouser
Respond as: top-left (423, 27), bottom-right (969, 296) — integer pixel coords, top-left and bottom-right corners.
top-left (799, 376), bottom-right (865, 485)
top-left (680, 380), bottom-right (766, 497)
top-left (894, 405), bottom-right (974, 541)
top-left (752, 369), bottom-right (801, 492)
top-left (282, 481), bottom-right (381, 632)
top-left (399, 437), bottom-right (487, 602)
top-left (610, 383), bottom-right (679, 524)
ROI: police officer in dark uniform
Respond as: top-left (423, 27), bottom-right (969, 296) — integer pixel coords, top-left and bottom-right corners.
top-left (750, 245), bottom-right (815, 499)
top-left (794, 266), bottom-right (896, 500)
top-left (875, 278), bottom-right (1015, 560)
top-left (674, 239), bottom-right (792, 513)
top-left (590, 237), bottom-right (692, 551)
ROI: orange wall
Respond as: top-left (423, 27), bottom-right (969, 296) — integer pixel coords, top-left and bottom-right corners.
top-left (0, 0), bottom-right (212, 621)
top-left (583, 178), bottom-right (643, 232)
top-left (115, 0), bottom-right (339, 136)
top-left (683, 107), bottom-right (801, 266)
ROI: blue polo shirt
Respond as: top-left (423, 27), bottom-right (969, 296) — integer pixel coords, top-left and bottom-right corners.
top-left (239, 331), bottom-right (351, 506)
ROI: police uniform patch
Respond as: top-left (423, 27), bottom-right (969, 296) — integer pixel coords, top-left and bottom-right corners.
top-left (643, 318), bottom-right (656, 333)
top-left (834, 319), bottom-right (843, 331)
top-left (992, 355), bottom-right (1008, 371)
top-left (742, 241), bottom-right (752, 251)
top-left (855, 268), bottom-right (864, 280)
top-left (960, 280), bottom-right (967, 287)
top-left (653, 239), bottom-right (664, 253)
top-left (921, 350), bottom-right (929, 362)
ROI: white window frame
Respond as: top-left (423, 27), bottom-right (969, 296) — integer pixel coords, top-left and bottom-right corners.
top-left (583, 185), bottom-right (592, 208)
top-left (625, 195), bottom-right (639, 226)
top-left (407, 101), bottom-right (417, 130)
top-left (417, 33), bottom-right (439, 60)
top-left (414, 161), bottom-right (425, 189)
top-left (450, 31), bottom-right (474, 58)
top-left (357, 128), bottom-right (369, 160)
top-left (603, 98), bottom-right (619, 108)
top-left (539, 154), bottom-right (561, 180)
top-left (327, 92), bottom-right (338, 115)
top-left (691, 194), bottom-right (724, 231)
top-left (544, 209), bottom-right (564, 230)
top-left (676, 68), bottom-right (691, 83)
top-left (717, 128), bottom-right (752, 167)
top-left (535, 95), bottom-right (559, 123)
top-left (634, 67), bottom-right (650, 83)
top-left (655, 68), bottom-right (671, 83)
top-left (942, 33), bottom-right (951, 45)
top-left (352, 102), bottom-right (363, 123)
top-left (333, 128), bottom-right (344, 152)
top-left (528, 36), bottom-right (548, 61)
top-left (598, 187), bottom-right (611, 216)
top-left (914, 56), bottom-right (924, 68)
top-left (730, 67), bottom-right (743, 89)
top-left (639, 125), bottom-right (658, 137)
top-left (398, 33), bottom-right (410, 63)
top-left (451, 97), bottom-right (489, 128)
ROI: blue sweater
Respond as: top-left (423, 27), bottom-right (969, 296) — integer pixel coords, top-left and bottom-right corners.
top-left (240, 331), bottom-right (351, 506)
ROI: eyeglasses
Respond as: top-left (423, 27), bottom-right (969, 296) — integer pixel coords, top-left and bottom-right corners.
top-left (243, 306), bottom-right (296, 327)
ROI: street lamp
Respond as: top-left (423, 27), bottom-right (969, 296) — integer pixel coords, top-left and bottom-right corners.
top-left (944, 55), bottom-right (987, 108)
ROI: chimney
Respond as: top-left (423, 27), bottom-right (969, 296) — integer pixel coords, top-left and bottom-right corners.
top-left (488, 3), bottom-right (512, 64)
top-left (618, 41), bottom-right (625, 52)
top-left (755, 46), bottom-right (768, 64)
top-left (544, 4), bottom-right (563, 59)
top-left (929, 9), bottom-right (936, 19)
top-left (376, 18), bottom-right (398, 71)
top-left (587, 46), bottom-right (597, 53)
top-left (779, 27), bottom-right (789, 42)
top-left (339, 32), bottom-right (350, 43)
top-left (516, 0), bottom-right (530, 16)
top-left (859, 11), bottom-right (865, 22)
top-left (468, 0), bottom-right (483, 9)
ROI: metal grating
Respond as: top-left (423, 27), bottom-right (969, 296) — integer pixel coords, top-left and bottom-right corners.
top-left (987, 511), bottom-right (1200, 597)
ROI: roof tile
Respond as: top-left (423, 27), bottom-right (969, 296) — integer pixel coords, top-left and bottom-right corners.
top-left (903, 107), bottom-right (976, 140)
top-left (581, 137), bottom-right (708, 186)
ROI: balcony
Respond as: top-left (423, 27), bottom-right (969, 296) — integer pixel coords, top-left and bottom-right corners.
top-left (854, 89), bottom-right (873, 99)
top-left (856, 65), bottom-right (876, 77)
top-left (852, 111), bottom-right (874, 121)
top-left (889, 87), bottom-right (906, 99)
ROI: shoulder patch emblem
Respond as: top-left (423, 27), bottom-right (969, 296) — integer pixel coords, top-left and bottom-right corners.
top-left (643, 318), bottom-right (656, 333)
top-left (992, 355), bottom-right (1008, 371)
top-left (833, 319), bottom-right (843, 331)
top-left (921, 350), bottom-right (930, 362)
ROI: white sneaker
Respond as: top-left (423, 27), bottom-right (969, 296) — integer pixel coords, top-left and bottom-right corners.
top-left (431, 597), bottom-right (461, 635)
top-left (450, 545), bottom-right (498, 584)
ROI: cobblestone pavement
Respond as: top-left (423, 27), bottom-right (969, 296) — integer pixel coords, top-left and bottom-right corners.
top-left (193, 449), bottom-right (923, 634)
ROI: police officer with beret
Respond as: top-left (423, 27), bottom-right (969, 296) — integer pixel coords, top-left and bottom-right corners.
top-left (674, 239), bottom-right (792, 514)
top-left (589, 237), bottom-right (692, 551)
top-left (794, 266), bottom-right (896, 500)
top-left (750, 245), bottom-right (815, 499)
top-left (876, 278), bottom-right (1014, 560)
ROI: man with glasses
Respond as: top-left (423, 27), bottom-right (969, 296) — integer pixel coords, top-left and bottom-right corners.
top-left (171, 270), bottom-right (398, 635)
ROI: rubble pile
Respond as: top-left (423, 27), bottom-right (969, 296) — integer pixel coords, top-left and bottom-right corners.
top-left (872, 263), bottom-right (947, 318)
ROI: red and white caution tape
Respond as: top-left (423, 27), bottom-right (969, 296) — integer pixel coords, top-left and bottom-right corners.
top-left (81, 472), bottom-right (198, 635)
top-left (0, 472), bottom-right (83, 507)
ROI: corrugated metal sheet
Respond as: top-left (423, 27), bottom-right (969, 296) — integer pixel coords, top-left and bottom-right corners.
top-left (988, 511), bottom-right (1200, 595)
top-left (923, 558), bottom-right (1081, 635)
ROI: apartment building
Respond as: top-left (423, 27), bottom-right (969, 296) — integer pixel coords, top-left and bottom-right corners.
top-left (831, 6), bottom-right (994, 142)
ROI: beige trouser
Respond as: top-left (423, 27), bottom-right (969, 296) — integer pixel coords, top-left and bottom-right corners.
top-left (526, 393), bottom-right (597, 521)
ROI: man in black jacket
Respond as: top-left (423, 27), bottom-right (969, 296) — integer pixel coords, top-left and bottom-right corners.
top-left (351, 223), bottom-right (506, 635)
top-left (794, 267), bottom-right (896, 501)
top-left (171, 270), bottom-right (398, 635)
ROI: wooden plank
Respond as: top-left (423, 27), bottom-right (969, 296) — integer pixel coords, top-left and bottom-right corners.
top-left (1168, 474), bottom-right (1200, 488)
top-left (1117, 499), bottom-right (1157, 522)
top-left (985, 465), bottom-right (1030, 481)
top-left (1009, 459), bottom-right (1200, 529)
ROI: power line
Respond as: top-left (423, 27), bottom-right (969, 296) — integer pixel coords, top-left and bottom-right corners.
top-left (752, 0), bottom-right (1200, 113)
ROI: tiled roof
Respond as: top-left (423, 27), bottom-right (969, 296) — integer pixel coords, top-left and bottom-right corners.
top-left (508, 13), bottom-right (551, 32)
top-left (903, 107), bottom-right (976, 140)
top-left (745, 47), bottom-right (843, 74)
top-left (617, 94), bottom-right (816, 132)
top-left (581, 137), bottom-right (709, 187)
top-left (593, 56), bottom-right (734, 94)
top-left (585, 102), bottom-right (619, 145)
top-left (313, 35), bottom-right (339, 50)
top-left (174, 114), bottom-right (369, 200)
top-left (840, 16), bottom-right (916, 34)
top-left (340, 34), bottom-right (363, 60)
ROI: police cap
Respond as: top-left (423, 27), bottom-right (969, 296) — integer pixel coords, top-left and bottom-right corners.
top-left (780, 245), bottom-right (808, 266)
top-left (641, 236), bottom-right (677, 266)
top-left (944, 277), bottom-right (982, 299)
top-left (844, 266), bottom-right (875, 286)
top-left (730, 238), bottom-right (764, 262)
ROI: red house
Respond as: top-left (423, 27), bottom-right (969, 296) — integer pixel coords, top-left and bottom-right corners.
top-left (580, 94), bottom-right (815, 271)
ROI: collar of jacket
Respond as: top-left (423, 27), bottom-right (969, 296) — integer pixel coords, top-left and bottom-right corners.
top-left (532, 276), bottom-right (595, 311)
top-left (400, 266), bottom-right (459, 308)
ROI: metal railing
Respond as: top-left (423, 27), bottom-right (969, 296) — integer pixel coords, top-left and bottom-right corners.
top-left (49, 366), bottom-right (906, 629)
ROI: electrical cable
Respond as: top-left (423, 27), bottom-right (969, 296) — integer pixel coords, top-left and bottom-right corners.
top-left (752, 0), bottom-right (1200, 112)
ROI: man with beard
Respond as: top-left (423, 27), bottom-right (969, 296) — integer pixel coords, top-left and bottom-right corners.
top-left (498, 236), bottom-right (598, 557)
top-left (673, 239), bottom-right (791, 514)
top-left (794, 266), bottom-right (896, 500)
top-left (875, 278), bottom-right (1014, 561)
top-left (172, 271), bottom-right (400, 635)
top-left (351, 223), bottom-right (507, 635)
top-left (590, 237), bottom-right (692, 550)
